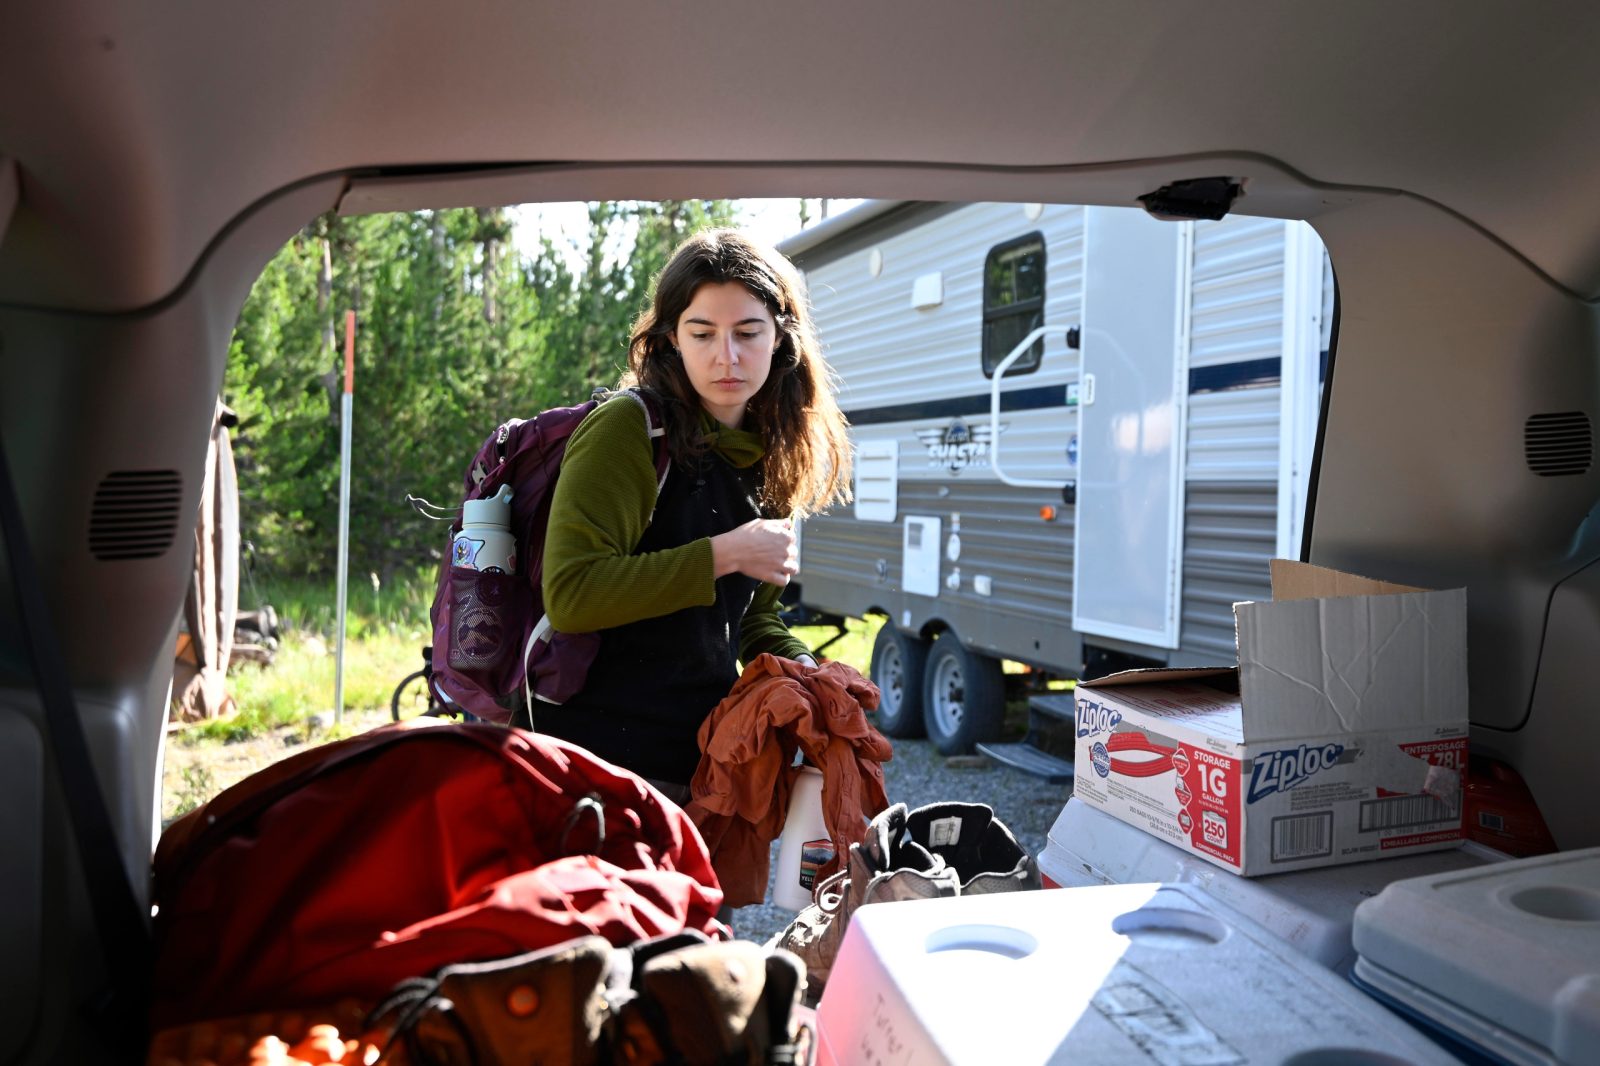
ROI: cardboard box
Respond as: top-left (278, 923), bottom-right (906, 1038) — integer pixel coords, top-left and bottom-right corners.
top-left (1071, 561), bottom-right (1469, 876)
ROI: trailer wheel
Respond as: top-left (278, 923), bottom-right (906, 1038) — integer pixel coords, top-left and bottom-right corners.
top-left (921, 633), bottom-right (1006, 755)
top-left (870, 625), bottom-right (929, 737)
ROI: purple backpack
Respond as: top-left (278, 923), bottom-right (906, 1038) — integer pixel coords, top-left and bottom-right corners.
top-left (428, 389), bottom-right (669, 723)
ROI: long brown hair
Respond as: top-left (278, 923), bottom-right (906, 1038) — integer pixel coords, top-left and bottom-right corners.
top-left (620, 228), bottom-right (853, 517)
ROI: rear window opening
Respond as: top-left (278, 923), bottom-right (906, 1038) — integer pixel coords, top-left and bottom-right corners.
top-left (206, 197), bottom-right (1335, 758)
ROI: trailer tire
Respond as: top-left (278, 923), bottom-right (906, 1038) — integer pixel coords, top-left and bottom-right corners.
top-left (921, 633), bottom-right (1006, 755)
top-left (870, 625), bottom-right (929, 737)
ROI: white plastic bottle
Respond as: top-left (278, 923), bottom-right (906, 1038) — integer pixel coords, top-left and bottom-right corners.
top-left (773, 765), bottom-right (834, 911)
top-left (452, 484), bottom-right (516, 574)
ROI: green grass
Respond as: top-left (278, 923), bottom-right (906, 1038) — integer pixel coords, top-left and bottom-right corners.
top-left (199, 582), bottom-right (886, 747)
top-left (199, 596), bottom-right (1070, 752)
top-left (790, 614), bottom-right (882, 674)
top-left (181, 568), bottom-right (437, 744)
top-left (191, 626), bottom-right (423, 743)
top-left (252, 565), bottom-right (439, 639)
top-left (167, 764), bottom-right (217, 818)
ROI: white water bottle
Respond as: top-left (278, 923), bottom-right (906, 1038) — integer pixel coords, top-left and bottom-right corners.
top-left (452, 484), bottom-right (517, 574)
top-left (773, 765), bottom-right (834, 911)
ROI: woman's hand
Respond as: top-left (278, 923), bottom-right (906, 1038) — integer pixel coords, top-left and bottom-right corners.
top-left (711, 518), bottom-right (799, 586)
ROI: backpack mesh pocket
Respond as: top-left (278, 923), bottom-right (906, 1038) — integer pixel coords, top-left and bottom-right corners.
top-left (445, 565), bottom-right (529, 674)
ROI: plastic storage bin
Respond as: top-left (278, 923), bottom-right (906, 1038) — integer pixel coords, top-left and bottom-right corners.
top-left (1040, 796), bottom-right (1504, 973)
top-left (815, 882), bottom-right (1460, 1065)
top-left (1352, 846), bottom-right (1600, 1066)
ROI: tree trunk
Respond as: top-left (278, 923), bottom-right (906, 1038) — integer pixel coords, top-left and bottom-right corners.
top-left (478, 207), bottom-right (500, 325)
top-left (432, 213), bottom-right (447, 322)
top-left (319, 235), bottom-right (340, 417)
top-left (319, 235), bottom-right (334, 357)
top-left (584, 206), bottom-right (612, 387)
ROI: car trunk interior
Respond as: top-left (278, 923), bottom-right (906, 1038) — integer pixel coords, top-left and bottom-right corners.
top-left (3, 3), bottom-right (1599, 1060)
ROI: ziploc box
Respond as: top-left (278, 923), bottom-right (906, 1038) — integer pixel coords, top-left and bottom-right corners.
top-left (1071, 560), bottom-right (1469, 876)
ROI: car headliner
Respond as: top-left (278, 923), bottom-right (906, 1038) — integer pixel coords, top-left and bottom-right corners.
top-left (3, 0), bottom-right (1600, 310)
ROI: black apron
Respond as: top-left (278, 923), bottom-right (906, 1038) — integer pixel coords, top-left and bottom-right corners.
top-left (532, 449), bottom-right (763, 785)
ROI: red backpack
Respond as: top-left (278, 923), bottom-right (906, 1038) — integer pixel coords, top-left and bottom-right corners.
top-left (428, 389), bottom-right (669, 722)
top-left (150, 720), bottom-right (723, 1028)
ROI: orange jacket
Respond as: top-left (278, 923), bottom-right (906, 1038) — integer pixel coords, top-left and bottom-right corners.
top-left (686, 655), bottom-right (892, 907)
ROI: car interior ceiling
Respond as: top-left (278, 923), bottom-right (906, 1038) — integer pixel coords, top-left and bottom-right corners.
top-left (3, 2), bottom-right (1600, 1061)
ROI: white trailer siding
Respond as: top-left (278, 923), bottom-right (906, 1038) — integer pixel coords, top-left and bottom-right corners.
top-left (1189, 218), bottom-right (1288, 373)
top-left (1174, 217), bottom-right (1292, 659)
top-left (1180, 482), bottom-right (1278, 660)
top-left (1186, 388), bottom-right (1281, 480)
top-left (1186, 216), bottom-right (1288, 480)
top-left (808, 202), bottom-right (1085, 489)
top-left (798, 479), bottom-right (1081, 666)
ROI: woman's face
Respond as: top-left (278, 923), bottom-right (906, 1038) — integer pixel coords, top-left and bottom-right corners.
top-left (671, 281), bottom-right (778, 429)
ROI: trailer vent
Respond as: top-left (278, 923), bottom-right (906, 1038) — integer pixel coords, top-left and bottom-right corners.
top-left (855, 440), bottom-right (899, 522)
top-left (1524, 413), bottom-right (1592, 477)
top-left (88, 470), bottom-right (183, 560)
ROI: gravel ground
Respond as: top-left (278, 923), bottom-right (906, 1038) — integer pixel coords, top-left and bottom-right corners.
top-left (728, 737), bottom-right (1073, 944)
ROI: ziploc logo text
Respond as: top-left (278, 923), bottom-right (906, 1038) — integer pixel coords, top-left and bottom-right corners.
top-left (1248, 743), bottom-right (1344, 803)
top-left (1076, 700), bottom-right (1123, 739)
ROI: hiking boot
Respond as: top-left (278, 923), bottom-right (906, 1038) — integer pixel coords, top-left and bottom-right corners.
top-left (769, 803), bottom-right (961, 997)
top-left (367, 934), bottom-right (613, 1066)
top-left (903, 802), bottom-right (1039, 895)
top-left (366, 931), bottom-right (815, 1066)
top-left (609, 937), bottom-right (812, 1065)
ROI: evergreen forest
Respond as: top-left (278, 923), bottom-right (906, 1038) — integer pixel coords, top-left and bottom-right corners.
top-left (224, 200), bottom-right (754, 585)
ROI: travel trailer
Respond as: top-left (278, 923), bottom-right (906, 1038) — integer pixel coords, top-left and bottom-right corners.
top-left (782, 202), bottom-right (1334, 759)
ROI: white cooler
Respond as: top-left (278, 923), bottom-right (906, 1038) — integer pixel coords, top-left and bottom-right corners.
top-left (1040, 796), bottom-right (1504, 973)
top-left (1352, 847), bottom-right (1600, 1066)
top-left (815, 883), bottom-right (1460, 1065)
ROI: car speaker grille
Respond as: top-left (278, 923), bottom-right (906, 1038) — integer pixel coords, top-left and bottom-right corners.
top-left (1525, 412), bottom-right (1593, 477)
top-left (88, 470), bottom-right (183, 560)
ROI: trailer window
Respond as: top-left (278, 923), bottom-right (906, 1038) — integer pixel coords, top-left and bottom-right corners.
top-left (982, 232), bottom-right (1046, 377)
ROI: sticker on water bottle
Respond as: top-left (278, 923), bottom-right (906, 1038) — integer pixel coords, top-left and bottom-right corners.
top-left (452, 536), bottom-right (484, 568)
top-left (798, 838), bottom-right (835, 891)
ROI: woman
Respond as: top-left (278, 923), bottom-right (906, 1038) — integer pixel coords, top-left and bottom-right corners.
top-left (532, 228), bottom-right (853, 798)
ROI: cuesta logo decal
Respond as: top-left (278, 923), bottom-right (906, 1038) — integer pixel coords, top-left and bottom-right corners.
top-left (914, 419), bottom-right (1004, 474)
top-left (1248, 743), bottom-right (1345, 803)
top-left (1076, 701), bottom-right (1123, 739)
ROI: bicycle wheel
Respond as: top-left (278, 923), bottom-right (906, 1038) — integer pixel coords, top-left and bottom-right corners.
top-left (390, 668), bottom-right (437, 721)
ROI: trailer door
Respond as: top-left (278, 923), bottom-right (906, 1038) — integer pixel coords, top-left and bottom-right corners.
top-left (1071, 207), bottom-right (1190, 649)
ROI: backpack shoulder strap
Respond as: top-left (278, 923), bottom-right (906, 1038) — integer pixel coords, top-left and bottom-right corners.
top-left (516, 390), bottom-right (672, 722)
top-left (616, 388), bottom-right (672, 492)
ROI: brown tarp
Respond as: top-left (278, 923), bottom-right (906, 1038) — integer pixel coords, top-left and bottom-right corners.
top-left (172, 400), bottom-right (239, 720)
